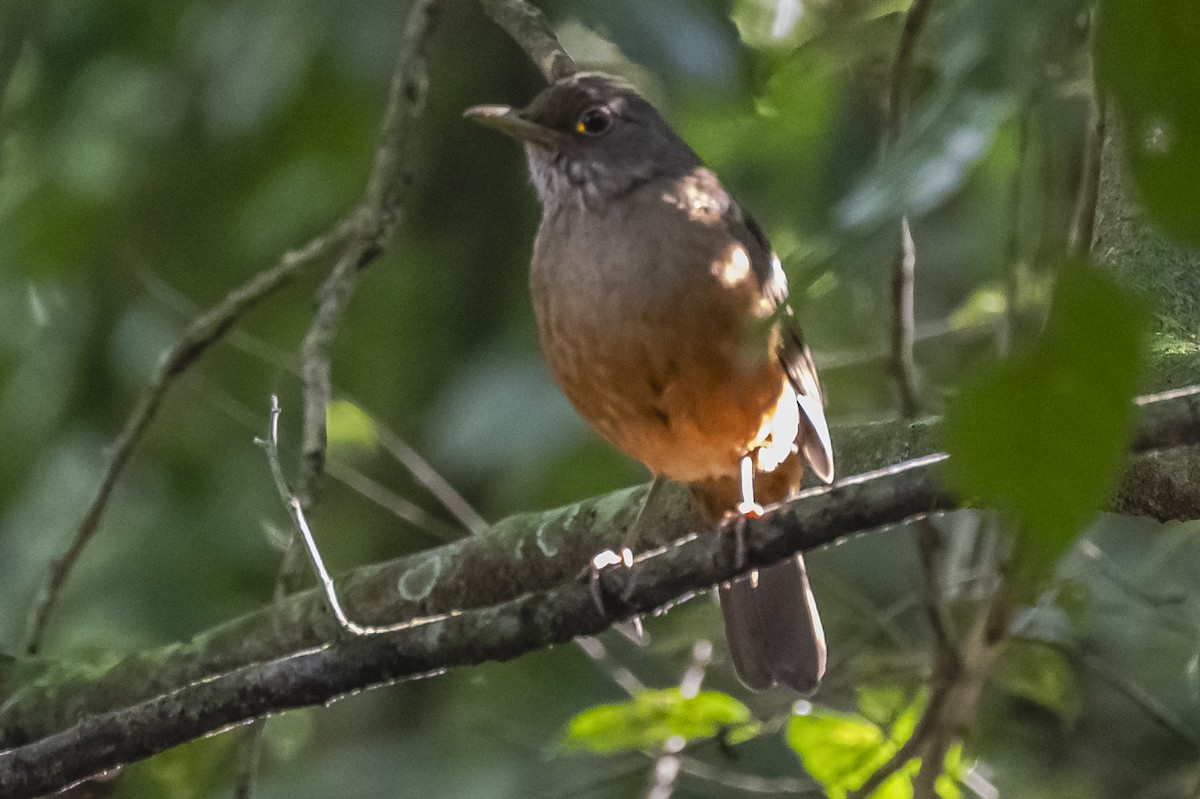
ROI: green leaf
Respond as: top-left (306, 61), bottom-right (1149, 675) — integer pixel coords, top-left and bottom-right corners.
top-left (787, 695), bottom-right (926, 799)
top-left (991, 640), bottom-right (1081, 727)
top-left (948, 284), bottom-right (1007, 331)
top-left (788, 698), bottom-right (971, 799)
top-left (944, 264), bottom-right (1147, 577)
top-left (856, 685), bottom-right (913, 727)
top-left (787, 708), bottom-right (902, 798)
top-left (325, 399), bottom-right (376, 451)
top-left (1096, 0), bottom-right (1200, 246)
top-left (564, 689), bottom-right (759, 754)
top-left (938, 744), bottom-right (966, 799)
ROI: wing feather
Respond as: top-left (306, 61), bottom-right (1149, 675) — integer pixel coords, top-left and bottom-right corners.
top-left (724, 200), bottom-right (835, 484)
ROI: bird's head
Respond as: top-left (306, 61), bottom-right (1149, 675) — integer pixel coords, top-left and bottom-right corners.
top-left (465, 73), bottom-right (699, 209)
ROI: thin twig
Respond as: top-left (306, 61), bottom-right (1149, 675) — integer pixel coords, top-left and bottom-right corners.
top-left (821, 317), bottom-right (996, 372)
top-left (261, 395), bottom-right (369, 633)
top-left (997, 106), bottom-right (1031, 356)
top-left (676, 758), bottom-right (818, 796)
top-left (325, 460), bottom-right (455, 538)
top-left (916, 517), bottom-right (960, 669)
top-left (236, 4), bottom-right (444, 789)
top-left (476, 0), bottom-right (576, 83)
top-left (1067, 7), bottom-right (1103, 261)
top-left (232, 727), bottom-right (264, 799)
top-left (258, 397), bottom-right (428, 637)
top-left (21, 222), bottom-right (351, 656)
top-left (1068, 91), bottom-right (1106, 259)
top-left (575, 636), bottom-right (646, 695)
top-left (847, 576), bottom-right (1006, 799)
top-left (1079, 649), bottom-right (1200, 749)
top-left (886, 0), bottom-right (935, 147)
top-left (845, 687), bottom-right (952, 799)
top-left (885, 0), bottom-right (936, 416)
top-left (911, 727), bottom-right (951, 799)
top-left (138, 271), bottom-right (483, 540)
top-left (177, 376), bottom-right (460, 544)
top-left (890, 217), bottom-right (920, 416)
top-left (374, 424), bottom-right (489, 535)
top-left (644, 752), bottom-right (681, 799)
top-left (297, 0), bottom-right (441, 507)
top-left (678, 639), bottom-right (712, 699)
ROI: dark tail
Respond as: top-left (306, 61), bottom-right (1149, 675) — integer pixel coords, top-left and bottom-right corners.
top-left (718, 554), bottom-right (826, 694)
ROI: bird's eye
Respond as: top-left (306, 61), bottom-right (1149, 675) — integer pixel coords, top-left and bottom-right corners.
top-left (575, 107), bottom-right (612, 136)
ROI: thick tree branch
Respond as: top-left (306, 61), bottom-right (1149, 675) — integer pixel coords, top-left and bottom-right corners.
top-left (4, 3), bottom-right (1198, 796)
top-left (2, 389), bottom-right (1200, 797)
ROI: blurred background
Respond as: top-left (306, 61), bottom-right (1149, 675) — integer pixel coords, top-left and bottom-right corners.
top-left (1, 0), bottom-right (1198, 796)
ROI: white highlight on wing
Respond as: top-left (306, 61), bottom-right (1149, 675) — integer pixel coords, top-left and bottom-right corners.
top-left (751, 382), bottom-right (801, 473)
top-left (712, 242), bottom-right (752, 288)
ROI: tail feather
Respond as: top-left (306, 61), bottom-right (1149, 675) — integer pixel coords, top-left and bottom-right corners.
top-left (718, 554), bottom-right (826, 694)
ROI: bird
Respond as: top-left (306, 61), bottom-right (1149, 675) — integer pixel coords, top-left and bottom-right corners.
top-left (465, 72), bottom-right (835, 694)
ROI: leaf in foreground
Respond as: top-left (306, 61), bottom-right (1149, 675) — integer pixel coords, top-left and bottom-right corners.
top-left (565, 688), bottom-right (759, 753)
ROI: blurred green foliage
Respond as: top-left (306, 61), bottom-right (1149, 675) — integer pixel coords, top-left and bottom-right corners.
top-left (945, 264), bottom-right (1148, 586)
top-left (1096, 0), bottom-right (1200, 247)
top-left (0, 0), bottom-right (1197, 796)
top-left (787, 690), bottom-right (967, 799)
top-left (565, 688), bottom-right (759, 753)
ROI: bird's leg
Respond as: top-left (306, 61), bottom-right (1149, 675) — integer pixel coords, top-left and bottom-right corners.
top-left (736, 453), bottom-right (764, 518)
top-left (587, 475), bottom-right (668, 630)
top-left (728, 453), bottom-right (763, 572)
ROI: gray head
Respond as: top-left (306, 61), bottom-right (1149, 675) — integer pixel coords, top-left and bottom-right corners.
top-left (465, 73), bottom-right (700, 211)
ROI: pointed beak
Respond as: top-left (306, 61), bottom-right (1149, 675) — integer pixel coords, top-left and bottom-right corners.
top-left (463, 104), bottom-right (561, 150)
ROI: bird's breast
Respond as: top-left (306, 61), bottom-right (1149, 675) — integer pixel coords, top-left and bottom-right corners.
top-left (528, 198), bottom-right (788, 483)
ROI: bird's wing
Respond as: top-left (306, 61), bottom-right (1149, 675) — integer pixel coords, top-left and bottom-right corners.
top-left (725, 202), bottom-right (835, 484)
top-left (775, 313), bottom-right (834, 483)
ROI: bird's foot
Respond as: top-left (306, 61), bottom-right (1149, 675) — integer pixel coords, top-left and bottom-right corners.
top-left (586, 546), bottom-right (634, 613)
top-left (722, 454), bottom-right (765, 571)
top-left (584, 547), bottom-right (646, 643)
top-left (720, 504), bottom-right (763, 573)
top-left (735, 499), bottom-right (764, 518)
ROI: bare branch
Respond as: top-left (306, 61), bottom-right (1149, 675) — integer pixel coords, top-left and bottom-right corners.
top-left (138, 276), bottom-right (480, 541)
top-left (885, 0), bottom-right (936, 416)
top-left (915, 517), bottom-right (960, 668)
top-left (1068, 10), bottom-right (1104, 260)
top-left (0, 455), bottom-right (947, 797)
top-left (885, 0), bottom-right (935, 147)
top-left (325, 460), bottom-right (456, 539)
top-left (3, 388), bottom-right (1200, 797)
top-left (890, 217), bottom-right (920, 416)
top-left (21, 224), bottom-right (350, 656)
top-left (575, 636), bottom-right (646, 696)
top-left (677, 758), bottom-right (818, 796)
top-left (239, 6), bottom-right (444, 785)
top-left (848, 570), bottom-right (1006, 799)
top-left (375, 423), bottom-right (489, 535)
top-left (298, 0), bottom-right (442, 506)
top-left (476, 0), bottom-right (576, 83)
